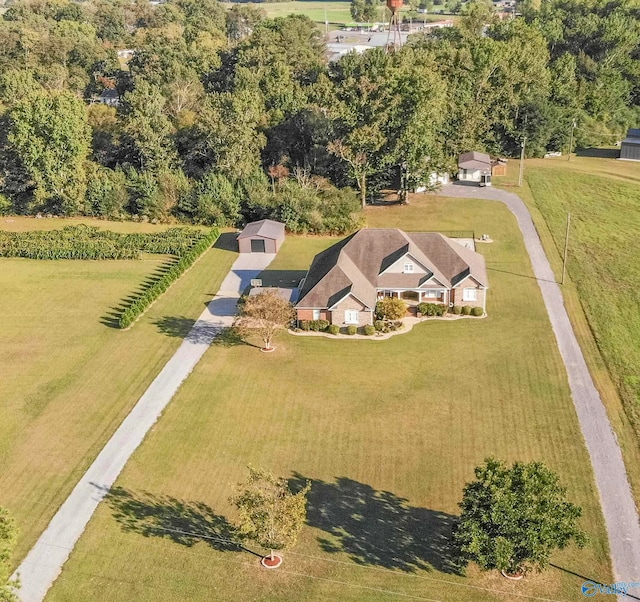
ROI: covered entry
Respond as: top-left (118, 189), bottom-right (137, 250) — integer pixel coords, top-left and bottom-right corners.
top-left (238, 219), bottom-right (285, 254)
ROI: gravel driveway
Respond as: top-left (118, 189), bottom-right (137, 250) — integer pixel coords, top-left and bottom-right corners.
top-left (440, 183), bottom-right (640, 593)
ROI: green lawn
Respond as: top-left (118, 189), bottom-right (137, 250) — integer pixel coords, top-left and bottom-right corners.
top-left (47, 197), bottom-right (611, 601)
top-left (229, 1), bottom-right (455, 26)
top-left (0, 218), bottom-right (236, 561)
top-left (495, 156), bottom-right (640, 506)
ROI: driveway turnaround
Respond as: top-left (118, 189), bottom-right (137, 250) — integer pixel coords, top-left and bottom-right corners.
top-left (13, 251), bottom-right (276, 602)
top-left (440, 183), bottom-right (640, 590)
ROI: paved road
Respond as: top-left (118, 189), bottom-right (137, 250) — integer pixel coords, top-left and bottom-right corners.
top-left (13, 251), bottom-right (276, 602)
top-left (440, 183), bottom-right (640, 591)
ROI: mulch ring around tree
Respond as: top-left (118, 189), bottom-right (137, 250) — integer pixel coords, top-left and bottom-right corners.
top-left (501, 570), bottom-right (524, 580)
top-left (261, 554), bottom-right (283, 569)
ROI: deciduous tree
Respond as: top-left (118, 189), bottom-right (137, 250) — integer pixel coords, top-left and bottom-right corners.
top-left (453, 458), bottom-right (587, 576)
top-left (231, 467), bottom-right (310, 565)
top-left (9, 89), bottom-right (90, 214)
top-left (234, 288), bottom-right (295, 352)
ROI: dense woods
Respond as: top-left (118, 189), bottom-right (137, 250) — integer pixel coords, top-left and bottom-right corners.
top-left (0, 0), bottom-right (638, 227)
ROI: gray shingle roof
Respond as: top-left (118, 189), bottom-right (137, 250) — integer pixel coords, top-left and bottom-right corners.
top-left (458, 151), bottom-right (491, 170)
top-left (238, 219), bottom-right (285, 240)
top-left (296, 229), bottom-right (488, 309)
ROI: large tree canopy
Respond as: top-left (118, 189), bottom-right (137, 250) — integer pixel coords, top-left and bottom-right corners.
top-left (0, 0), bottom-right (638, 222)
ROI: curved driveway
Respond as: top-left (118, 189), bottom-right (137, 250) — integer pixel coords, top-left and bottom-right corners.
top-left (440, 183), bottom-right (640, 591)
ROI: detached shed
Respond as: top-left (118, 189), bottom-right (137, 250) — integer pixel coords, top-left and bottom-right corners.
top-left (238, 219), bottom-right (285, 253)
top-left (458, 151), bottom-right (492, 186)
top-left (620, 128), bottom-right (640, 161)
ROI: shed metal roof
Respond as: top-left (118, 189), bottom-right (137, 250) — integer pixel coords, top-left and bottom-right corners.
top-left (458, 151), bottom-right (491, 170)
top-left (238, 219), bottom-right (285, 240)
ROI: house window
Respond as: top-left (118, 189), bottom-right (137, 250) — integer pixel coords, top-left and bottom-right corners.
top-left (345, 310), bottom-right (359, 324)
top-left (312, 309), bottom-right (321, 320)
top-left (424, 289), bottom-right (438, 298)
top-left (404, 263), bottom-right (414, 273)
top-left (462, 288), bottom-right (477, 301)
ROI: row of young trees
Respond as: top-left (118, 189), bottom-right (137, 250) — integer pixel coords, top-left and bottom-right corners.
top-left (0, 0), bottom-right (638, 223)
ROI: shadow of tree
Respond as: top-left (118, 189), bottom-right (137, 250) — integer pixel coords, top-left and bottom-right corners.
top-left (213, 231), bottom-right (240, 252)
top-left (289, 474), bottom-right (460, 574)
top-left (152, 315), bottom-right (254, 347)
top-left (105, 487), bottom-right (248, 553)
top-left (154, 315), bottom-right (195, 338)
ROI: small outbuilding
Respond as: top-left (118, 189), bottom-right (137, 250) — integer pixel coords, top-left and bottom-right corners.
top-left (238, 219), bottom-right (285, 253)
top-left (458, 151), bottom-right (492, 186)
top-left (620, 128), bottom-right (640, 161)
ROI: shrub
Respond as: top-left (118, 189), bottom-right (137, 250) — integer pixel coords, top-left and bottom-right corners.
top-left (346, 325), bottom-right (357, 335)
top-left (461, 305), bottom-right (471, 315)
top-left (299, 320), bottom-right (311, 331)
top-left (118, 228), bottom-right (219, 328)
top-left (453, 305), bottom-right (462, 315)
top-left (375, 297), bottom-right (406, 320)
top-left (316, 319), bottom-right (330, 331)
top-left (362, 324), bottom-right (375, 336)
top-left (327, 324), bottom-right (340, 335)
top-left (374, 319), bottom-right (385, 332)
top-left (417, 302), bottom-right (446, 317)
top-left (471, 306), bottom-right (483, 317)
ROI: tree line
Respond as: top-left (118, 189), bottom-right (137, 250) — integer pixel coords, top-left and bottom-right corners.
top-left (0, 0), bottom-right (638, 227)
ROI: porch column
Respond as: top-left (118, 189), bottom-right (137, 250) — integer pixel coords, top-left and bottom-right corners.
top-left (418, 291), bottom-right (422, 303)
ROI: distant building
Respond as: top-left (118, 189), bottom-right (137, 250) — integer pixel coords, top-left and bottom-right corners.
top-left (620, 128), bottom-right (640, 161)
top-left (96, 89), bottom-right (120, 107)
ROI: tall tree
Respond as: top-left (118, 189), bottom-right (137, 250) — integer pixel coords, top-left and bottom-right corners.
top-left (454, 458), bottom-right (587, 576)
top-left (121, 80), bottom-right (176, 172)
top-left (9, 89), bottom-right (91, 214)
top-left (232, 467), bottom-right (311, 565)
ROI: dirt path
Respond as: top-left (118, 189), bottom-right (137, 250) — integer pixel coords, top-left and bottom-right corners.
top-left (13, 252), bottom-right (277, 602)
top-left (440, 183), bottom-right (640, 592)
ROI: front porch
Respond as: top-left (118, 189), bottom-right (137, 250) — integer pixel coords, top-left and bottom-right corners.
top-left (377, 289), bottom-right (449, 307)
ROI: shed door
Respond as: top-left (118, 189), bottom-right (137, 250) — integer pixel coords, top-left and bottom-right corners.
top-left (251, 239), bottom-right (266, 253)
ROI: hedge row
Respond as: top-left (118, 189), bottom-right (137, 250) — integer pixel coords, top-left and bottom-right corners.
top-left (0, 225), bottom-right (209, 260)
top-left (118, 228), bottom-right (219, 328)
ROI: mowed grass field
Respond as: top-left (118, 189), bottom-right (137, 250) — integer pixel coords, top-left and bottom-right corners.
top-left (48, 197), bottom-right (612, 602)
top-left (0, 218), bottom-right (236, 561)
top-left (496, 155), bottom-right (640, 504)
top-left (230, 1), bottom-right (454, 25)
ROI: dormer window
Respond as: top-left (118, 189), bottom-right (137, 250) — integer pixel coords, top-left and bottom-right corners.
top-left (404, 263), bottom-right (414, 273)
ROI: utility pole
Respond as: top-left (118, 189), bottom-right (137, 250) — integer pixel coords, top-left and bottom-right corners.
top-left (518, 136), bottom-right (526, 187)
top-left (568, 118), bottom-right (577, 161)
top-left (561, 212), bottom-right (571, 285)
top-left (324, 4), bottom-right (328, 35)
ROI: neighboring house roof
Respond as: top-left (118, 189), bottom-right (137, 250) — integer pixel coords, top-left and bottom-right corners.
top-left (237, 219), bottom-right (285, 240)
top-left (296, 229), bottom-right (488, 310)
top-left (99, 89), bottom-right (119, 100)
top-left (459, 151), bottom-right (491, 170)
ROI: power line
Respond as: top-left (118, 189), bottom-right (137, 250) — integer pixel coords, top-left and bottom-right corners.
top-left (24, 532), bottom-right (573, 602)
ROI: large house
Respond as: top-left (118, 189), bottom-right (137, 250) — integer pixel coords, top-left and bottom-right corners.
top-left (295, 229), bottom-right (488, 327)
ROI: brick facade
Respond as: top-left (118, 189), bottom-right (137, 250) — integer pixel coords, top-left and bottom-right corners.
top-left (451, 287), bottom-right (485, 310)
top-left (296, 309), bottom-right (330, 322)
